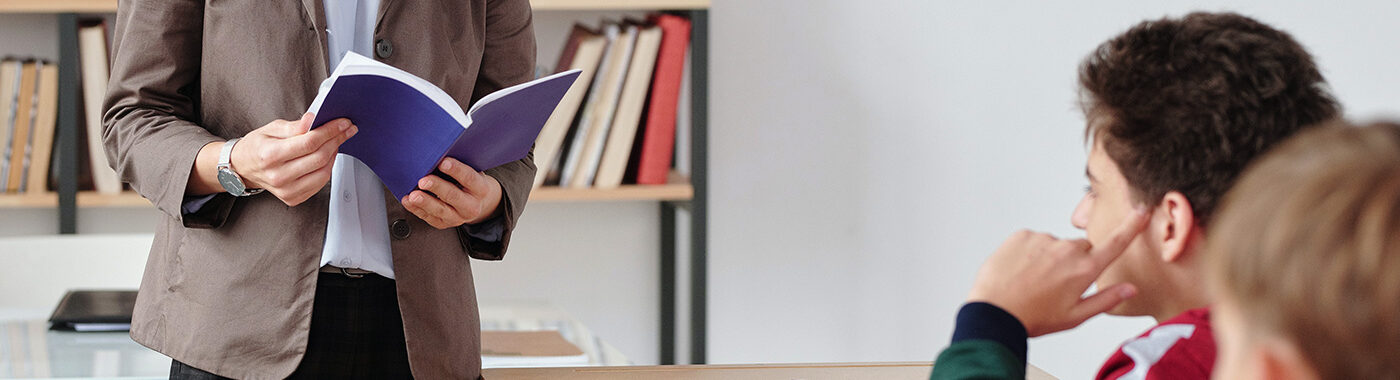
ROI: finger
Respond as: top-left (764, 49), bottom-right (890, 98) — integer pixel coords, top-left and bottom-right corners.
top-left (1062, 238), bottom-right (1092, 253)
top-left (419, 175), bottom-right (477, 214)
top-left (401, 199), bottom-right (448, 229)
top-left (1066, 283), bottom-right (1137, 327)
top-left (403, 190), bottom-right (463, 227)
top-left (285, 156), bottom-right (335, 197)
top-left (1089, 208), bottom-right (1151, 265)
top-left (278, 119), bottom-right (353, 157)
top-left (269, 139), bottom-right (341, 188)
top-left (405, 192), bottom-right (459, 229)
top-left (438, 158), bottom-right (489, 195)
top-left (263, 113), bottom-right (316, 138)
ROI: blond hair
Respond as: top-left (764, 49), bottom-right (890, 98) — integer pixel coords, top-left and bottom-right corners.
top-left (1208, 121), bottom-right (1400, 379)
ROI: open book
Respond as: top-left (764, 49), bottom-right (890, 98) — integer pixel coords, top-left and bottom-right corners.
top-left (308, 52), bottom-right (581, 199)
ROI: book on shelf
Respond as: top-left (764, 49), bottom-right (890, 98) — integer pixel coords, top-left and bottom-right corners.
top-left (673, 39), bottom-right (693, 180)
top-left (79, 20), bottom-right (122, 195)
top-left (571, 22), bottom-right (637, 189)
top-left (0, 58), bottom-right (59, 196)
top-left (26, 61), bottom-right (58, 195)
top-left (480, 330), bottom-right (588, 368)
top-left (631, 14), bottom-right (691, 186)
top-left (0, 59), bottom-right (19, 192)
top-left (559, 22), bottom-right (626, 189)
top-left (534, 24), bottom-right (607, 189)
top-left (593, 21), bottom-right (662, 189)
top-left (5, 59), bottom-right (37, 193)
top-left (306, 51), bottom-right (580, 199)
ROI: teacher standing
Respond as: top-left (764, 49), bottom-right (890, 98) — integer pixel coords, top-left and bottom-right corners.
top-left (102, 0), bottom-right (537, 378)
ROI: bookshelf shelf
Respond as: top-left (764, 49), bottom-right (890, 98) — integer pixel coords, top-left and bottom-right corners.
top-left (0, 0), bottom-right (711, 14)
top-left (0, 193), bottom-right (57, 208)
top-left (0, 0), bottom-right (113, 14)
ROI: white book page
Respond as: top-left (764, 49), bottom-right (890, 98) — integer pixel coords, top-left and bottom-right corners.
top-left (307, 52), bottom-right (472, 129)
top-left (468, 69), bottom-right (586, 116)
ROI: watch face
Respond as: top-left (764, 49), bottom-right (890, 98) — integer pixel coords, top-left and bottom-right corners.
top-left (217, 167), bottom-right (246, 194)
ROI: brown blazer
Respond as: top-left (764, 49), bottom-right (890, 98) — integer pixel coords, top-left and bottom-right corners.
top-left (102, 1), bottom-right (536, 378)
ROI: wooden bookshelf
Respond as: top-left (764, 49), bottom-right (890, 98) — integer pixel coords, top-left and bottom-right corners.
top-left (0, 0), bottom-right (710, 14)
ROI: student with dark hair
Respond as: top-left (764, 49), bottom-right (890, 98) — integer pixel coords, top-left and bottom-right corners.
top-left (930, 12), bottom-right (1339, 380)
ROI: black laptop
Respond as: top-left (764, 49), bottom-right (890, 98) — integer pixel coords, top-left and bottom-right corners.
top-left (48, 290), bottom-right (137, 332)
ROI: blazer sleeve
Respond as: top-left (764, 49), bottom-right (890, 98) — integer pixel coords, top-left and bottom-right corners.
top-left (103, 0), bottom-right (237, 228)
top-left (459, 0), bottom-right (538, 261)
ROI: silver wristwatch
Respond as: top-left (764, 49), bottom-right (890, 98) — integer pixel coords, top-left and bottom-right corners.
top-left (216, 138), bottom-right (264, 197)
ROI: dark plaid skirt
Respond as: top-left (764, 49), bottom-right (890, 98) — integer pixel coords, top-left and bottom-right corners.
top-left (170, 272), bottom-right (413, 379)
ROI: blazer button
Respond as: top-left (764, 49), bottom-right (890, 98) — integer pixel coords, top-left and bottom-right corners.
top-left (375, 38), bottom-right (394, 59)
top-left (390, 219), bottom-right (411, 240)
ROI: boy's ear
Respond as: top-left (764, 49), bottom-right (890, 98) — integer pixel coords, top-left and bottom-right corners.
top-left (1157, 191), bottom-right (1197, 263)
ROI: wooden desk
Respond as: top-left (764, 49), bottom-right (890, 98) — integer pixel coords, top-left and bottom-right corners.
top-left (484, 362), bottom-right (1059, 380)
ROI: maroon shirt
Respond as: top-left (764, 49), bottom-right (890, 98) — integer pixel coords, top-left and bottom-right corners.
top-left (1096, 308), bottom-right (1216, 380)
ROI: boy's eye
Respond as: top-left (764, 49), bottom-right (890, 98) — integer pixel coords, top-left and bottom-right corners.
top-left (1084, 185), bottom-right (1097, 197)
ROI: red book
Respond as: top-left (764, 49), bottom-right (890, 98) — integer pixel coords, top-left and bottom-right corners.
top-left (632, 14), bottom-right (690, 185)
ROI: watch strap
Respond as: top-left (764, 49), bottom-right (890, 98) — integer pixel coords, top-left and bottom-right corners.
top-left (219, 137), bottom-right (240, 168)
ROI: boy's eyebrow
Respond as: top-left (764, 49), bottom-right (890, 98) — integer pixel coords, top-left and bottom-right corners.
top-left (1086, 167), bottom-right (1098, 183)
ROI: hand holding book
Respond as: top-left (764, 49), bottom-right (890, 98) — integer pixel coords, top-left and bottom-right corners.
top-left (227, 114), bottom-right (358, 206)
top-left (185, 113), bottom-right (357, 206)
top-left (403, 157), bottom-right (503, 228)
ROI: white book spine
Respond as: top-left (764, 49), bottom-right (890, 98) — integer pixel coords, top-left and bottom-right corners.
top-left (17, 61), bottom-right (45, 192)
top-left (559, 24), bottom-right (620, 187)
top-left (594, 26), bottom-right (662, 189)
top-left (0, 62), bottom-right (18, 191)
top-left (571, 25), bottom-right (638, 188)
top-left (80, 25), bottom-right (122, 194)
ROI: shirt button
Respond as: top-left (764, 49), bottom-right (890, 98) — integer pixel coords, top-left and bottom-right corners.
top-left (375, 38), bottom-right (393, 59)
top-left (339, 259), bottom-right (350, 267)
top-left (390, 219), bottom-right (411, 240)
top-left (342, 190), bottom-right (352, 202)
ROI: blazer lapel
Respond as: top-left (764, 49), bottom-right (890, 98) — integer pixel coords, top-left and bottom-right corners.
top-left (375, 0), bottom-right (395, 32)
top-left (299, 0), bottom-right (330, 74)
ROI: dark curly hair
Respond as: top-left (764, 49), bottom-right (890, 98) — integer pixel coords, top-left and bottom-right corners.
top-left (1079, 12), bottom-right (1341, 226)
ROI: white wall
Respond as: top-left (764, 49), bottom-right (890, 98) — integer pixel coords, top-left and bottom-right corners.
top-left (5, 2), bottom-right (1400, 379)
top-left (707, 1), bottom-right (1400, 379)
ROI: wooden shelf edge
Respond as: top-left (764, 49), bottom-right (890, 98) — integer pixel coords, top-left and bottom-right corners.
top-left (531, 183), bottom-right (693, 202)
top-left (531, 0), bottom-right (709, 11)
top-left (0, 0), bottom-right (116, 13)
top-left (0, 0), bottom-right (709, 14)
top-left (77, 191), bottom-right (150, 207)
top-left (0, 192), bottom-right (59, 208)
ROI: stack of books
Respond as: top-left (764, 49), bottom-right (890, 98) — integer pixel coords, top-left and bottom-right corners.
top-left (534, 14), bottom-right (693, 190)
top-left (0, 19), bottom-right (123, 197)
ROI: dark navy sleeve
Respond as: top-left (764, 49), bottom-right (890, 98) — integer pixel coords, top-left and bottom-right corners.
top-left (950, 302), bottom-right (1029, 363)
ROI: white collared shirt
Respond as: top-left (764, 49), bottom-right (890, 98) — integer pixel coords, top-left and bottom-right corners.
top-left (319, 0), bottom-right (396, 279)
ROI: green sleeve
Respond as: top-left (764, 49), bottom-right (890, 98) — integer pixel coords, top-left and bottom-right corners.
top-left (930, 339), bottom-right (1025, 380)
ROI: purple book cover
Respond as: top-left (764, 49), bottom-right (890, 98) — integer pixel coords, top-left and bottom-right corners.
top-left (308, 52), bottom-right (581, 199)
